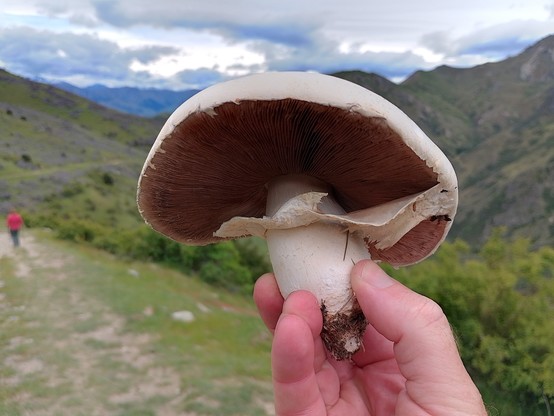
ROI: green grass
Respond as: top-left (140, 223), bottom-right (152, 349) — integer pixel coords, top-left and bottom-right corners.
top-left (0, 231), bottom-right (273, 415)
top-left (74, 239), bottom-right (274, 414)
top-left (71, 246), bottom-right (272, 378)
top-left (0, 70), bottom-right (160, 145)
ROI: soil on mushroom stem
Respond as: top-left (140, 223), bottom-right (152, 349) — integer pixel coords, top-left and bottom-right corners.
top-left (320, 299), bottom-right (368, 361)
top-left (0, 230), bottom-right (274, 416)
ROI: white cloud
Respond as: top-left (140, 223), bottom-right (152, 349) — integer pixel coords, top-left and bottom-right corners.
top-left (0, 0), bottom-right (552, 89)
top-left (549, 1), bottom-right (554, 17)
top-left (0, 26), bottom-right (178, 86)
top-left (421, 18), bottom-right (554, 65)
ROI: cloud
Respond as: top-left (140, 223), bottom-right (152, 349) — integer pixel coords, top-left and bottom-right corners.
top-left (170, 68), bottom-right (227, 89)
top-left (215, 23), bottom-right (316, 47)
top-left (458, 37), bottom-right (534, 59)
top-left (1, 0), bottom-right (553, 90)
top-left (90, 0), bottom-right (320, 47)
top-left (421, 19), bottom-right (554, 63)
top-left (131, 45), bottom-right (178, 64)
top-left (3, 1), bottom-right (428, 86)
top-left (0, 26), bottom-right (178, 86)
top-left (34, 0), bottom-right (100, 27)
top-left (245, 34), bottom-right (430, 81)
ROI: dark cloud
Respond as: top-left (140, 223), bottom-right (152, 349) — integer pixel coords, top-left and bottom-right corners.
top-left (421, 21), bottom-right (549, 62)
top-left (92, 0), bottom-right (144, 28)
top-left (171, 68), bottom-right (227, 89)
top-left (215, 23), bottom-right (316, 47)
top-left (34, 0), bottom-right (100, 27)
top-left (247, 36), bottom-right (428, 80)
top-left (458, 37), bottom-right (534, 59)
top-left (0, 27), bottom-right (177, 85)
top-left (92, 0), bottom-right (319, 47)
top-left (132, 45), bottom-right (179, 64)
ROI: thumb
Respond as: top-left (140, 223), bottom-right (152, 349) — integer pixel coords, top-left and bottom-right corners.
top-left (351, 260), bottom-right (486, 415)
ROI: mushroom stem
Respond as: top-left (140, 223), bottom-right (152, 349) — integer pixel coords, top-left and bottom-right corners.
top-left (265, 175), bottom-right (371, 360)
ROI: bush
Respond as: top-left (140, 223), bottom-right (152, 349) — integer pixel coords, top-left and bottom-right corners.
top-left (102, 172), bottom-right (114, 186)
top-left (54, 218), bottom-right (104, 243)
top-left (388, 231), bottom-right (554, 411)
top-left (198, 242), bottom-right (253, 293)
top-left (234, 238), bottom-right (272, 279)
top-left (60, 182), bottom-right (85, 198)
top-left (38, 217), bottom-right (261, 294)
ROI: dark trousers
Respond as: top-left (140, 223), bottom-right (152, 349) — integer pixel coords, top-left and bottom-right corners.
top-left (9, 229), bottom-right (20, 247)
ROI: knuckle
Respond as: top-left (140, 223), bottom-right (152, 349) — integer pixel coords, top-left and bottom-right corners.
top-left (411, 297), bottom-right (447, 328)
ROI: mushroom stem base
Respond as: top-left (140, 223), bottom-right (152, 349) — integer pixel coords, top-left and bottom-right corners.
top-left (321, 299), bottom-right (367, 361)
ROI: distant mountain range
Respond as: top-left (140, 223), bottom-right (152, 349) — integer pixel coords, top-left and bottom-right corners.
top-left (1, 34), bottom-right (553, 248)
top-left (54, 82), bottom-right (200, 117)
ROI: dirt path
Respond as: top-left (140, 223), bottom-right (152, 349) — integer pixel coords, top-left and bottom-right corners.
top-left (0, 232), bottom-right (192, 415)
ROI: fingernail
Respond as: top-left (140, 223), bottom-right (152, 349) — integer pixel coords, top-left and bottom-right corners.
top-left (357, 260), bottom-right (395, 288)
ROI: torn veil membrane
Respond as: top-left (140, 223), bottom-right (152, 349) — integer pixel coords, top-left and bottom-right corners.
top-left (215, 183), bottom-right (451, 262)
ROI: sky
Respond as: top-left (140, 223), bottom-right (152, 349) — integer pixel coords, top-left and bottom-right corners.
top-left (1, 0), bottom-right (553, 90)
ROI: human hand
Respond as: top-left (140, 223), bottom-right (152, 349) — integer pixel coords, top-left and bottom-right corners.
top-left (253, 259), bottom-right (487, 415)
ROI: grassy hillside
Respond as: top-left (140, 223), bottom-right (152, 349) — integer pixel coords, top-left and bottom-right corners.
top-left (0, 69), bottom-right (163, 231)
top-left (334, 35), bottom-right (554, 247)
top-left (0, 230), bottom-right (273, 415)
top-left (399, 36), bottom-right (554, 246)
top-left (0, 70), bottom-right (161, 144)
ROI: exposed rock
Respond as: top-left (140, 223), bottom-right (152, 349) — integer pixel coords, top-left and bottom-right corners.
top-left (171, 310), bottom-right (195, 323)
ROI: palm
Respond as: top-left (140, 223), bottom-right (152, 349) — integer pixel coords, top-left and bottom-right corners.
top-left (310, 324), bottom-right (405, 415)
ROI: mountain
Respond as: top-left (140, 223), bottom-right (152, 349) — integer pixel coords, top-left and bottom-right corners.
top-left (402, 35), bottom-right (554, 247)
top-left (1, 35), bottom-right (553, 248)
top-left (54, 82), bottom-right (200, 117)
top-left (0, 68), bottom-right (163, 228)
top-left (334, 35), bottom-right (554, 247)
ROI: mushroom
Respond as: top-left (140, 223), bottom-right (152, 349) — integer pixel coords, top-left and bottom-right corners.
top-left (137, 71), bottom-right (458, 360)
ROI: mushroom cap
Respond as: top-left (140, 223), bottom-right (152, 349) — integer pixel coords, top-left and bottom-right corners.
top-left (137, 71), bottom-right (458, 266)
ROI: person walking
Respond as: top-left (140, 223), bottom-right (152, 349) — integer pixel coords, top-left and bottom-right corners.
top-left (6, 208), bottom-right (23, 247)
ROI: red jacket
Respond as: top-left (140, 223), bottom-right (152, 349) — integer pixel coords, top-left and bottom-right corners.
top-left (6, 212), bottom-right (23, 231)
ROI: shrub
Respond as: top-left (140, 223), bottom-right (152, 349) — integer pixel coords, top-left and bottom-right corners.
top-left (54, 218), bottom-right (104, 243)
top-left (198, 242), bottom-right (253, 293)
top-left (102, 172), bottom-right (114, 186)
top-left (233, 238), bottom-right (272, 280)
top-left (388, 232), bottom-right (554, 409)
top-left (60, 182), bottom-right (85, 198)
